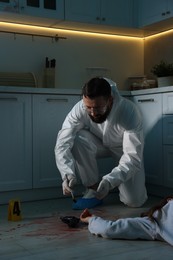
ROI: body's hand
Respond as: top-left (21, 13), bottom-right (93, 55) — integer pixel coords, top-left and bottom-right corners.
top-left (96, 179), bottom-right (110, 200)
top-left (62, 175), bottom-right (77, 195)
top-left (80, 208), bottom-right (93, 223)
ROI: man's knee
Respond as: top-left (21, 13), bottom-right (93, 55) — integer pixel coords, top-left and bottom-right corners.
top-left (122, 199), bottom-right (146, 208)
top-left (119, 186), bottom-right (147, 208)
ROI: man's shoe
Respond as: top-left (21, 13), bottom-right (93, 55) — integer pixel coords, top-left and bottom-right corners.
top-left (72, 197), bottom-right (103, 210)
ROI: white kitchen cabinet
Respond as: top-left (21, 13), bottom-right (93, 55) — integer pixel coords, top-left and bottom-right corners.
top-left (163, 91), bottom-right (173, 114)
top-left (0, 0), bottom-right (19, 13)
top-left (133, 94), bottom-right (163, 185)
top-left (0, 93), bottom-right (32, 191)
top-left (163, 116), bottom-right (173, 187)
top-left (0, 0), bottom-right (64, 25)
top-left (163, 116), bottom-right (173, 144)
top-left (163, 146), bottom-right (173, 188)
top-left (137, 0), bottom-right (173, 27)
top-left (133, 91), bottom-right (173, 193)
top-left (65, 0), bottom-right (99, 24)
top-left (163, 92), bottom-right (173, 188)
top-left (65, 0), bottom-right (134, 28)
top-left (32, 94), bottom-right (80, 188)
top-left (0, 90), bottom-right (80, 202)
top-left (20, 0), bottom-right (64, 19)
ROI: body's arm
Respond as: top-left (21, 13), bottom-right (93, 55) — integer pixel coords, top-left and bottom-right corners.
top-left (80, 209), bottom-right (154, 240)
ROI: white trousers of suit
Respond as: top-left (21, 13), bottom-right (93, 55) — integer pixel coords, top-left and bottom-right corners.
top-left (72, 129), bottom-right (147, 207)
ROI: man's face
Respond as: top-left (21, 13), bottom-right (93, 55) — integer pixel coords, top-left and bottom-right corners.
top-left (82, 96), bottom-right (113, 123)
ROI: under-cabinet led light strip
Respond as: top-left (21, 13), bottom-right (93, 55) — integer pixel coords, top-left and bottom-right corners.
top-left (144, 28), bottom-right (173, 39)
top-left (0, 21), bottom-right (173, 40)
top-left (0, 21), bottom-right (142, 41)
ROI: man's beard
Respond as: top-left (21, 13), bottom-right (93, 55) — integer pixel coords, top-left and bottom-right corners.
top-left (89, 107), bottom-right (111, 123)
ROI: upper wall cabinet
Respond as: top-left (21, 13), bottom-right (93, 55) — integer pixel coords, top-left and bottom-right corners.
top-left (65, 0), bottom-right (134, 28)
top-left (20, 0), bottom-right (64, 19)
top-left (0, 0), bottom-right (64, 25)
top-left (137, 0), bottom-right (173, 27)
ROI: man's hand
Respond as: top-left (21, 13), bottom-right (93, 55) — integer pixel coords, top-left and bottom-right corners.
top-left (62, 175), bottom-right (77, 195)
top-left (96, 179), bottom-right (110, 200)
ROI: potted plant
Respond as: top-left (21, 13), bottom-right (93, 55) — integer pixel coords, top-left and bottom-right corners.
top-left (151, 60), bottom-right (173, 87)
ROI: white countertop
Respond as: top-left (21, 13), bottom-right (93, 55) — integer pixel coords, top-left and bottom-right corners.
top-left (0, 86), bottom-right (131, 96)
top-left (0, 86), bottom-right (82, 95)
top-left (0, 85), bottom-right (173, 96)
top-left (131, 86), bottom-right (173, 95)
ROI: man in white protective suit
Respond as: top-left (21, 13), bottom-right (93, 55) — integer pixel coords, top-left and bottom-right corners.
top-left (54, 77), bottom-right (148, 210)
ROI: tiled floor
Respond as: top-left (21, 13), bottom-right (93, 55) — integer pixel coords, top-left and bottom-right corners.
top-left (0, 193), bottom-right (173, 260)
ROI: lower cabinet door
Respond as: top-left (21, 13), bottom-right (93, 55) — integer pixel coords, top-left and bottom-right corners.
top-left (133, 94), bottom-right (163, 185)
top-left (0, 93), bottom-right (32, 191)
top-left (32, 94), bottom-right (80, 188)
top-left (163, 146), bottom-right (173, 188)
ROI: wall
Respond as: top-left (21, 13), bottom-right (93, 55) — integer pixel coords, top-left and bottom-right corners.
top-left (144, 31), bottom-right (173, 79)
top-left (0, 30), bottom-right (144, 90)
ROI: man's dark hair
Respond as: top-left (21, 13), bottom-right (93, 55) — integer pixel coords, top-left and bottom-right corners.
top-left (82, 77), bottom-right (111, 99)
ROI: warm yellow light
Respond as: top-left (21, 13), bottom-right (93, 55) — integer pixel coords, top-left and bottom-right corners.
top-left (55, 28), bottom-right (142, 41)
top-left (0, 21), bottom-right (143, 41)
top-left (144, 28), bottom-right (173, 40)
top-left (0, 21), bottom-right (173, 41)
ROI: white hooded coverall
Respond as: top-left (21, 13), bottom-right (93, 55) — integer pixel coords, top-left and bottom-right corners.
top-left (55, 79), bottom-right (147, 207)
top-left (88, 200), bottom-right (173, 246)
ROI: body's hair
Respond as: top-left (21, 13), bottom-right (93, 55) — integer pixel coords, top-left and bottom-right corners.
top-left (82, 77), bottom-right (111, 99)
top-left (141, 195), bottom-right (173, 221)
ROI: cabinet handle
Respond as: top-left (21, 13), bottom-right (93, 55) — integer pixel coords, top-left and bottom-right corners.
top-left (102, 17), bottom-right (106, 21)
top-left (166, 11), bottom-right (170, 15)
top-left (0, 97), bottom-right (17, 101)
top-left (46, 98), bottom-right (68, 102)
top-left (137, 98), bottom-right (154, 103)
top-left (96, 17), bottom-right (100, 20)
top-left (162, 12), bottom-right (166, 16)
